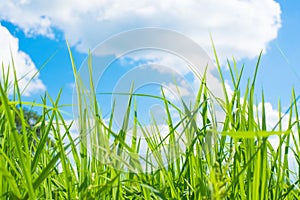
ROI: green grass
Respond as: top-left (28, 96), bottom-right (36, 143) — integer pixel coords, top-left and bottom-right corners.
top-left (0, 47), bottom-right (299, 199)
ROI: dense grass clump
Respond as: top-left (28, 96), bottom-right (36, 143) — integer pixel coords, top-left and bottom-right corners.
top-left (0, 48), bottom-right (299, 199)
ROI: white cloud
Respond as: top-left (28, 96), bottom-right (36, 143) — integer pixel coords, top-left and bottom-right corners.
top-left (117, 50), bottom-right (227, 103)
top-left (0, 0), bottom-right (281, 104)
top-left (0, 24), bottom-right (46, 96)
top-left (0, 0), bottom-right (281, 62)
top-left (163, 80), bottom-right (194, 101)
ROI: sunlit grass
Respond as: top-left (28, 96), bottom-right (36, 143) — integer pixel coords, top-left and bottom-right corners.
top-left (0, 46), bottom-right (298, 199)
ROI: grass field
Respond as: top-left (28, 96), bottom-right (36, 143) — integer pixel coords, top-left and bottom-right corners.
top-left (0, 48), bottom-right (299, 199)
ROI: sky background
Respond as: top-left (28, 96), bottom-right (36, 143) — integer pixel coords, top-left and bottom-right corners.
top-left (0, 0), bottom-right (299, 130)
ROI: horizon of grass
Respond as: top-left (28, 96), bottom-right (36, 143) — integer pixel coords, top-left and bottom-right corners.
top-left (0, 46), bottom-right (298, 199)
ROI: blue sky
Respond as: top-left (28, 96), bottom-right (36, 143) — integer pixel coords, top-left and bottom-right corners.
top-left (0, 0), bottom-right (299, 128)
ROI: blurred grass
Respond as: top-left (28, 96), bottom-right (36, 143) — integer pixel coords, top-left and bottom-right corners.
top-left (0, 46), bottom-right (298, 199)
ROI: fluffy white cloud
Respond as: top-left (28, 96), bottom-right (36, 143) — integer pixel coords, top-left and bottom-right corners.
top-left (163, 80), bottom-right (193, 101)
top-left (0, 24), bottom-right (46, 96)
top-left (0, 0), bottom-right (281, 103)
top-left (0, 0), bottom-right (281, 62)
